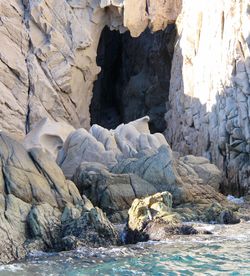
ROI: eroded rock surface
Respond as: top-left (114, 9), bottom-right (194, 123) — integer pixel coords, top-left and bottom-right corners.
top-left (72, 162), bottom-right (157, 222)
top-left (166, 0), bottom-right (250, 195)
top-left (0, 132), bottom-right (118, 264)
top-left (60, 118), bottom-right (237, 223)
top-left (57, 116), bottom-right (168, 178)
top-left (0, 0), bottom-right (181, 140)
top-left (23, 118), bottom-right (75, 158)
top-left (124, 192), bottom-right (212, 243)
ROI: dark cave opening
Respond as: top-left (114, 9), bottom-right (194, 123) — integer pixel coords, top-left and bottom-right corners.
top-left (90, 24), bottom-right (176, 132)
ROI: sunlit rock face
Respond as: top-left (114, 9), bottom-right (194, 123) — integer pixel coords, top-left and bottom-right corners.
top-left (0, 0), bottom-right (181, 139)
top-left (166, 0), bottom-right (250, 195)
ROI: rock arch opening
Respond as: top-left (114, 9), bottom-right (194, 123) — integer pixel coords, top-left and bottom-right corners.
top-left (90, 24), bottom-right (176, 132)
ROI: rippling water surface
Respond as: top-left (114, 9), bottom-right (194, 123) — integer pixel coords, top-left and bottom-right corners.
top-left (0, 222), bottom-right (249, 275)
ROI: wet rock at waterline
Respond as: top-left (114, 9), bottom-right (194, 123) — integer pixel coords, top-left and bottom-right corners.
top-left (60, 118), bottom-right (240, 224)
top-left (0, 132), bottom-right (118, 264)
top-left (124, 192), bottom-right (210, 244)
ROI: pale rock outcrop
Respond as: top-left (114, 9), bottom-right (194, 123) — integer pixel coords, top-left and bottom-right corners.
top-left (23, 118), bottom-right (75, 158)
top-left (57, 117), bottom-right (169, 178)
top-left (60, 119), bottom-right (233, 224)
top-left (0, 0), bottom-right (181, 140)
top-left (0, 132), bottom-right (118, 264)
top-left (0, 0), bottom-right (29, 138)
top-left (57, 128), bottom-right (118, 178)
top-left (166, 0), bottom-right (250, 195)
top-left (125, 191), bottom-right (239, 244)
top-left (124, 192), bottom-right (211, 243)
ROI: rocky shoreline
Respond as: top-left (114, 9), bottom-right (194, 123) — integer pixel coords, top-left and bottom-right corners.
top-left (0, 117), bottom-right (248, 264)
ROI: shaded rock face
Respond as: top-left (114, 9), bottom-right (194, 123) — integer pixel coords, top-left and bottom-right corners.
top-left (90, 25), bottom-right (176, 132)
top-left (72, 162), bottom-right (158, 223)
top-left (166, 0), bottom-right (250, 196)
top-left (0, 132), bottom-right (118, 264)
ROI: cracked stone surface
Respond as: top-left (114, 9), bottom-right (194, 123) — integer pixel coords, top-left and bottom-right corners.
top-left (166, 0), bottom-right (250, 195)
top-left (0, 0), bottom-right (181, 140)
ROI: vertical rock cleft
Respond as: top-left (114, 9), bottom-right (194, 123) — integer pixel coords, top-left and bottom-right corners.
top-left (91, 24), bottom-right (176, 132)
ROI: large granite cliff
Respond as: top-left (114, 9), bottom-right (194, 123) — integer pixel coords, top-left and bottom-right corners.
top-left (166, 0), bottom-right (250, 195)
top-left (0, 0), bottom-right (180, 138)
top-left (0, 0), bottom-right (249, 195)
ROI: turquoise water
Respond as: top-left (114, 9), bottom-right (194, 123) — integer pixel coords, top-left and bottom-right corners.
top-left (0, 222), bottom-right (249, 275)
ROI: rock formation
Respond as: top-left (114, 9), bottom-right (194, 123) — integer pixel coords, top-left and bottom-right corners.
top-left (0, 0), bottom-right (181, 140)
top-left (60, 118), bottom-right (239, 223)
top-left (1, 0), bottom-right (248, 196)
top-left (23, 118), bottom-right (75, 158)
top-left (166, 0), bottom-right (250, 195)
top-left (0, 132), bottom-right (118, 264)
top-left (124, 191), bottom-right (239, 243)
top-left (72, 162), bottom-right (158, 223)
top-left (0, 0), bottom-right (249, 267)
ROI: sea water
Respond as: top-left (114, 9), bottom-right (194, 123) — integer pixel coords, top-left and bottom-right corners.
top-left (0, 222), bottom-right (249, 276)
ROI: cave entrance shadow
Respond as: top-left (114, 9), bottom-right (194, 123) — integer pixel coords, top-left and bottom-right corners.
top-left (90, 25), bottom-right (177, 132)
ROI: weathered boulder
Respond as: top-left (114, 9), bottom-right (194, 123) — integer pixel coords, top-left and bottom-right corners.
top-left (57, 128), bottom-right (118, 178)
top-left (112, 145), bottom-right (226, 206)
top-left (57, 117), bottom-right (168, 178)
top-left (58, 118), bottom-right (235, 216)
top-left (127, 192), bottom-right (177, 232)
top-left (72, 162), bottom-right (158, 222)
top-left (23, 118), bottom-right (75, 159)
top-left (124, 192), bottom-right (203, 243)
top-left (179, 155), bottom-right (223, 191)
top-left (125, 191), bottom-right (240, 244)
top-left (0, 132), bottom-right (118, 264)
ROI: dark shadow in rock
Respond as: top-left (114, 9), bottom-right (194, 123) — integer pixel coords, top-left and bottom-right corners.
top-left (90, 25), bottom-right (176, 132)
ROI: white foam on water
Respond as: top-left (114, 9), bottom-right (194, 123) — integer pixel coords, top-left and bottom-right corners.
top-left (0, 264), bottom-right (24, 272)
